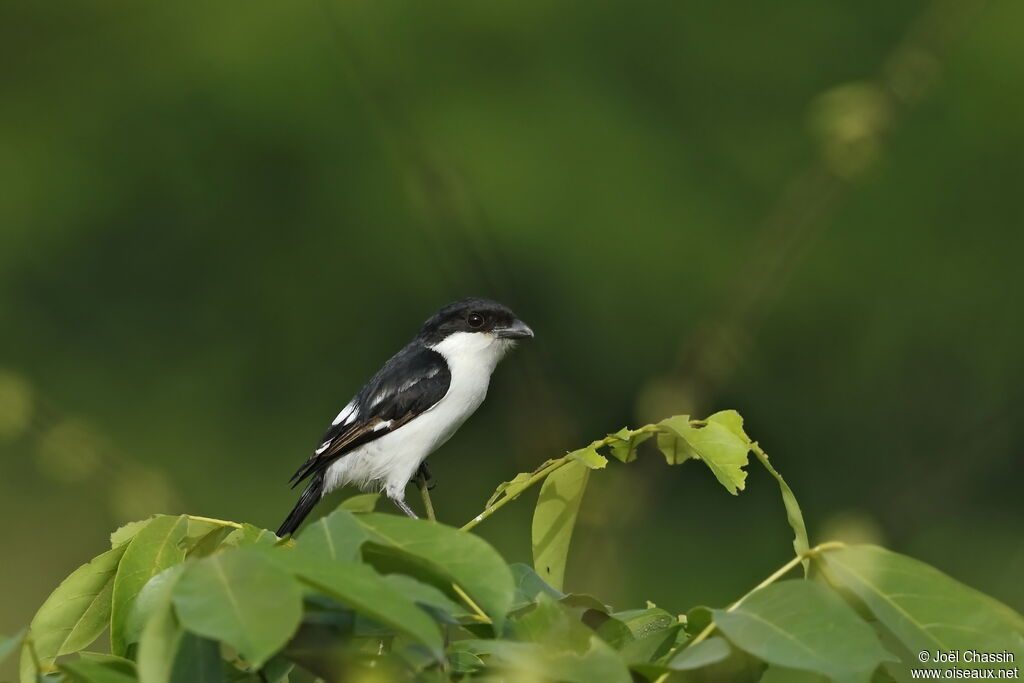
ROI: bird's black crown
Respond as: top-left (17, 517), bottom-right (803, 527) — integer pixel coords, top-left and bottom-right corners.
top-left (416, 297), bottom-right (531, 345)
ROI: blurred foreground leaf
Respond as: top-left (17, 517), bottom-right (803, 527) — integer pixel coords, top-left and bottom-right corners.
top-left (338, 492), bottom-right (381, 513)
top-left (668, 635), bottom-right (732, 670)
top-left (60, 654), bottom-right (137, 683)
top-left (455, 634), bottom-right (632, 683)
top-left (0, 629), bottom-right (24, 665)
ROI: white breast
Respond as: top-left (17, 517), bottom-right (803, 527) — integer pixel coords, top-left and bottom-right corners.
top-left (324, 332), bottom-right (513, 497)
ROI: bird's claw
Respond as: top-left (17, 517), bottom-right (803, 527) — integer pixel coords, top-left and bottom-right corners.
top-left (416, 461), bottom-right (437, 490)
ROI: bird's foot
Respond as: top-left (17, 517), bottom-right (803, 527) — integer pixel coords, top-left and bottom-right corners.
top-left (415, 461), bottom-right (437, 491)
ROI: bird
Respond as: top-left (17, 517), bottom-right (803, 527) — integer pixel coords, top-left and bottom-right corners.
top-left (277, 298), bottom-right (533, 536)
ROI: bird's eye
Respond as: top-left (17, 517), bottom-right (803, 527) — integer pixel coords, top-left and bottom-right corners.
top-left (467, 313), bottom-right (485, 328)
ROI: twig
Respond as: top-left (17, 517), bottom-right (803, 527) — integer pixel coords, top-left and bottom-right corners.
top-left (460, 456), bottom-right (571, 532)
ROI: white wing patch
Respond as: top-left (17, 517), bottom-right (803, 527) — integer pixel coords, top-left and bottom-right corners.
top-left (398, 365), bottom-right (440, 393)
top-left (332, 402), bottom-right (358, 426)
top-left (315, 440), bottom-right (332, 455)
top-left (373, 420), bottom-right (393, 432)
top-left (398, 377), bottom-right (420, 392)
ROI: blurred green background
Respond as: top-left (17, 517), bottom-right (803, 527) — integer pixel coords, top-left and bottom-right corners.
top-left (2, 0), bottom-right (1022, 663)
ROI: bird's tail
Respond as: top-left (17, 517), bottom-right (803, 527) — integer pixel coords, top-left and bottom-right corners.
top-left (277, 472), bottom-right (325, 537)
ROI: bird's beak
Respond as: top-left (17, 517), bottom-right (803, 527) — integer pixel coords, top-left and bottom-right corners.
top-left (495, 319), bottom-right (534, 339)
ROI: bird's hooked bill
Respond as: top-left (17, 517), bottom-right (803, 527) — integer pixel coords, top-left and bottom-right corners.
top-left (495, 319), bottom-right (534, 339)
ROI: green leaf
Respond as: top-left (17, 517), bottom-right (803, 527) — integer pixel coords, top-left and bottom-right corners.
top-left (611, 607), bottom-right (677, 641)
top-left (184, 524), bottom-right (234, 559)
top-left (122, 565), bottom-right (184, 647)
top-left (568, 446), bottom-right (607, 470)
top-left (819, 544), bottom-right (1024, 657)
top-left (513, 596), bottom-right (591, 651)
top-left (710, 410), bottom-right (810, 568)
top-left (21, 542), bottom-right (129, 674)
top-left (295, 508), bottom-right (369, 563)
top-left (654, 415), bottom-right (698, 465)
top-left (605, 427), bottom-right (653, 464)
top-left (354, 512), bottom-right (514, 631)
top-left (532, 459), bottom-right (591, 591)
top-left (338, 492), bottom-right (381, 513)
top-left (0, 629), bottom-right (24, 665)
top-left (130, 563), bottom-right (222, 683)
top-left (224, 523), bottom-right (279, 549)
top-left (659, 415), bottom-right (750, 493)
top-left (109, 519), bottom-right (152, 548)
top-left (751, 445), bottom-right (810, 568)
top-left (137, 604), bottom-right (223, 683)
top-left (448, 649), bottom-right (485, 674)
top-left (711, 580), bottom-right (893, 683)
top-left (60, 654), bottom-right (137, 683)
top-left (704, 409), bottom-right (748, 439)
top-left (684, 605), bottom-right (713, 636)
top-left (110, 514), bottom-right (190, 654)
top-left (455, 636), bottom-right (632, 683)
top-left (510, 563), bottom-right (565, 609)
top-left (617, 624), bottom-right (681, 665)
top-left (273, 548), bottom-right (444, 660)
top-left (380, 573), bottom-right (469, 621)
top-left (171, 548), bottom-right (303, 667)
top-left (759, 665), bottom-right (831, 682)
top-left (668, 635), bottom-right (732, 670)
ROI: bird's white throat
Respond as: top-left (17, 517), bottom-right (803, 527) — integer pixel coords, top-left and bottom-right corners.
top-left (430, 330), bottom-right (514, 376)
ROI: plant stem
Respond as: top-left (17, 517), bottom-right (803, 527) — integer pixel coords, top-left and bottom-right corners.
top-left (452, 583), bottom-right (491, 624)
top-left (184, 514), bottom-right (242, 529)
top-left (417, 472), bottom-right (436, 522)
top-left (460, 456), bottom-right (570, 532)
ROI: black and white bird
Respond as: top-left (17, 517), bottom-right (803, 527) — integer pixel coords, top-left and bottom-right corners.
top-left (277, 298), bottom-right (533, 536)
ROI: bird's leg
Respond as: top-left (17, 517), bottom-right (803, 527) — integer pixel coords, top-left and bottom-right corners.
top-left (416, 461), bottom-right (436, 490)
top-left (393, 496), bottom-right (419, 519)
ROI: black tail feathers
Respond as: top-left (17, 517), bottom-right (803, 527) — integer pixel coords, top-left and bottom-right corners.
top-left (277, 473), bottom-right (324, 537)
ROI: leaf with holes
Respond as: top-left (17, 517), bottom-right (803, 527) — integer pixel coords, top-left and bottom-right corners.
top-left (659, 415), bottom-right (751, 493)
top-left (605, 427), bottom-right (654, 464)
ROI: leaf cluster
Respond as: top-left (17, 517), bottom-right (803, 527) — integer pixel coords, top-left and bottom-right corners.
top-left (5, 412), bottom-right (1022, 683)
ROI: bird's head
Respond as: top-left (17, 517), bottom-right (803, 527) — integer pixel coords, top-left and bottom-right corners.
top-left (417, 298), bottom-right (534, 356)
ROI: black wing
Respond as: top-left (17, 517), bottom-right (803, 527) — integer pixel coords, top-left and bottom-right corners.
top-left (288, 343), bottom-right (451, 486)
